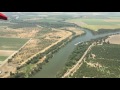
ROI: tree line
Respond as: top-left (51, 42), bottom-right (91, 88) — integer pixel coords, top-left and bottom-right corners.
top-left (9, 28), bottom-right (84, 78)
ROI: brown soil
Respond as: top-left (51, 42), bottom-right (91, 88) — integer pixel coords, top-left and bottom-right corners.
top-left (0, 50), bottom-right (16, 56)
top-left (60, 27), bottom-right (84, 36)
top-left (0, 63), bottom-right (16, 78)
top-left (0, 27), bottom-right (40, 38)
top-left (105, 34), bottom-right (120, 44)
top-left (86, 62), bottom-right (102, 68)
top-left (104, 19), bottom-right (120, 22)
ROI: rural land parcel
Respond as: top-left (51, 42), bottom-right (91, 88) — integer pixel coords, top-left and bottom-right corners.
top-left (0, 37), bottom-right (28, 62)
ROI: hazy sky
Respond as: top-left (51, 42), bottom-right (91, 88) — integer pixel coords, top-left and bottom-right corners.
top-left (3, 12), bottom-right (120, 16)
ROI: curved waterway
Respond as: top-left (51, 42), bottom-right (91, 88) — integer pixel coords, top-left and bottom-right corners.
top-left (32, 28), bottom-right (120, 78)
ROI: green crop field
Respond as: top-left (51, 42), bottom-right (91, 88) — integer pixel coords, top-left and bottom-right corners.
top-left (0, 37), bottom-right (29, 50)
top-left (0, 56), bottom-right (7, 61)
top-left (80, 25), bottom-right (120, 31)
top-left (72, 44), bottom-right (120, 78)
top-left (68, 19), bottom-right (111, 25)
top-left (67, 18), bottom-right (120, 31)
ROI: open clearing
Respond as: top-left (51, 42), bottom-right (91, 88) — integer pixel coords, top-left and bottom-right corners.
top-left (0, 56), bottom-right (7, 61)
top-left (104, 19), bottom-right (120, 22)
top-left (0, 26), bottom-right (40, 38)
top-left (105, 34), bottom-right (120, 44)
top-left (109, 17), bottom-right (120, 19)
top-left (67, 18), bottom-right (120, 31)
top-left (0, 50), bottom-right (16, 56)
top-left (0, 37), bottom-right (28, 63)
top-left (0, 37), bottom-right (28, 50)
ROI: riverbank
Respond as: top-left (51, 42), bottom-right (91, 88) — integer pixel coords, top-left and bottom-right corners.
top-left (9, 28), bottom-right (84, 78)
top-left (56, 41), bottom-right (92, 78)
top-left (31, 26), bottom-right (120, 78)
top-left (71, 36), bottom-right (120, 78)
top-left (62, 42), bottom-right (95, 78)
top-left (58, 32), bottom-right (120, 78)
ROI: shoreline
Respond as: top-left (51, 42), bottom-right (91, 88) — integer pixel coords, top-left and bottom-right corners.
top-left (9, 28), bottom-right (85, 78)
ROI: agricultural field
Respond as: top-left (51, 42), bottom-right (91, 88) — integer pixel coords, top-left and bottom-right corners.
top-left (24, 17), bottom-right (62, 22)
top-left (109, 17), bottom-right (120, 19)
top-left (72, 43), bottom-right (120, 78)
top-left (67, 18), bottom-right (120, 31)
top-left (0, 37), bottom-right (28, 62)
top-left (0, 13), bottom-right (85, 78)
top-left (0, 26), bottom-right (40, 38)
top-left (0, 26), bottom-right (77, 78)
top-left (0, 37), bottom-right (28, 50)
top-left (105, 34), bottom-right (120, 44)
top-left (0, 56), bottom-right (7, 61)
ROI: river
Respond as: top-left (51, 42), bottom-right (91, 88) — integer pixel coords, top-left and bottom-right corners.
top-left (32, 28), bottom-right (120, 78)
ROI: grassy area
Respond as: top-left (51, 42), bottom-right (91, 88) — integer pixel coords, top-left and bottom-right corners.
top-left (72, 44), bottom-right (120, 78)
top-left (80, 25), bottom-right (120, 31)
top-left (25, 18), bottom-right (62, 23)
top-left (109, 17), bottom-right (120, 19)
top-left (38, 18), bottom-right (62, 22)
top-left (68, 19), bottom-right (112, 25)
top-left (67, 18), bottom-right (120, 25)
top-left (20, 64), bottom-right (35, 78)
top-left (0, 56), bottom-right (7, 61)
top-left (91, 44), bottom-right (120, 60)
top-left (56, 42), bottom-right (91, 77)
top-left (0, 37), bottom-right (28, 50)
top-left (67, 18), bottom-right (120, 31)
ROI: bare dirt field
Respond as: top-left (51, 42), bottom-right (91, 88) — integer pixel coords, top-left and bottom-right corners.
top-left (66, 21), bottom-right (87, 26)
top-left (0, 27), bottom-right (40, 38)
top-left (0, 50), bottom-right (16, 56)
top-left (106, 34), bottom-right (120, 44)
top-left (104, 19), bottom-right (120, 22)
top-left (62, 43), bottom-right (95, 78)
top-left (0, 62), bottom-right (16, 78)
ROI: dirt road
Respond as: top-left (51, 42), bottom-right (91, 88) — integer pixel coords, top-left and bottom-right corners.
top-left (62, 42), bottom-right (95, 78)
top-left (0, 38), bottom-right (32, 74)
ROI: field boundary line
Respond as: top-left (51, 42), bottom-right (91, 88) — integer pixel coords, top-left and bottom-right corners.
top-left (0, 38), bottom-right (32, 68)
